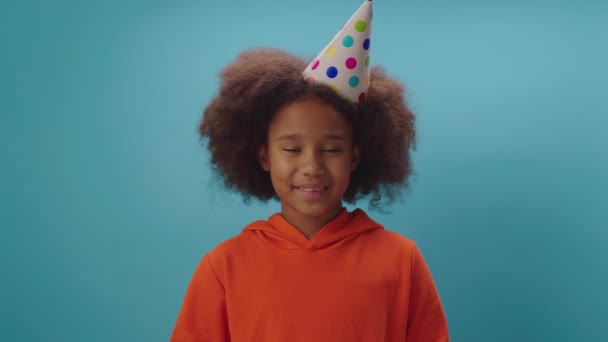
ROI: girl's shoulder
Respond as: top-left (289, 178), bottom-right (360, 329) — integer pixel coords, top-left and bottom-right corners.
top-left (353, 208), bottom-right (418, 249)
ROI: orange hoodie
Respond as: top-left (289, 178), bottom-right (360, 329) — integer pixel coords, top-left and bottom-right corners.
top-left (171, 209), bottom-right (449, 341)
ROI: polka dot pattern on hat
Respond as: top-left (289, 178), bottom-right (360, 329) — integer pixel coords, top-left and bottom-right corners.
top-left (326, 46), bottom-right (337, 57)
top-left (345, 57), bottom-right (357, 69)
top-left (302, 0), bottom-right (373, 103)
top-left (342, 35), bottom-right (354, 47)
top-left (326, 66), bottom-right (338, 78)
top-left (355, 20), bottom-right (367, 32)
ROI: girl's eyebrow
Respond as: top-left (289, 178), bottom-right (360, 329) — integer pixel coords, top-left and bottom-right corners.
top-left (277, 133), bottom-right (346, 141)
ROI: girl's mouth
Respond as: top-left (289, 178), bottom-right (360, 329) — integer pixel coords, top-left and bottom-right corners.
top-left (297, 187), bottom-right (326, 192)
top-left (294, 186), bottom-right (329, 200)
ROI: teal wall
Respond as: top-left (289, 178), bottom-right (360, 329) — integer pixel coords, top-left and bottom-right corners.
top-left (2, 0), bottom-right (606, 341)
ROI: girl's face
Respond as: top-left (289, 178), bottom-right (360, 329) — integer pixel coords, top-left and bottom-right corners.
top-left (258, 98), bottom-right (359, 230)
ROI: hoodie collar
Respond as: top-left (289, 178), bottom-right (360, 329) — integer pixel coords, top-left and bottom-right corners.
top-left (243, 209), bottom-right (382, 251)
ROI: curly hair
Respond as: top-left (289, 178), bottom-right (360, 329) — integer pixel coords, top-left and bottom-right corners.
top-left (200, 48), bottom-right (416, 210)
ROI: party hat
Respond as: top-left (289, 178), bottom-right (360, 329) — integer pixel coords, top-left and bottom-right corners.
top-left (302, 0), bottom-right (373, 103)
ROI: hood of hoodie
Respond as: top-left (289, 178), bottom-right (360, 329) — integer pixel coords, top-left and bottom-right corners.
top-left (242, 209), bottom-right (383, 251)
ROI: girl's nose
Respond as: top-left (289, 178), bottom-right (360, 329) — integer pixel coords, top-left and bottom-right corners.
top-left (300, 151), bottom-right (324, 176)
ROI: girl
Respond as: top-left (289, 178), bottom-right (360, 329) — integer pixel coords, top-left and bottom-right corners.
top-left (172, 1), bottom-right (449, 341)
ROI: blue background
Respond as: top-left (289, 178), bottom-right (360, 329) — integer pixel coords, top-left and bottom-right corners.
top-left (2, 0), bottom-right (607, 341)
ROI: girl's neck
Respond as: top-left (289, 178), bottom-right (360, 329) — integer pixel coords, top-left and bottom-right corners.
top-left (280, 205), bottom-right (345, 240)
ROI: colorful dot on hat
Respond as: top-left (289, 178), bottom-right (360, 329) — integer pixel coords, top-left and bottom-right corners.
top-left (355, 20), bottom-right (367, 32)
top-left (342, 35), bottom-right (354, 48)
top-left (349, 76), bottom-right (360, 88)
top-left (358, 92), bottom-right (366, 102)
top-left (329, 85), bottom-right (339, 93)
top-left (311, 59), bottom-right (320, 70)
top-left (364, 75), bottom-right (370, 85)
top-left (326, 46), bottom-right (337, 57)
top-left (363, 39), bottom-right (370, 50)
top-left (345, 57), bottom-right (357, 69)
top-left (365, 55), bottom-right (370, 67)
top-left (326, 66), bottom-right (338, 78)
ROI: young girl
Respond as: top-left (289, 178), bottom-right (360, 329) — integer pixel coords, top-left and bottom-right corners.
top-left (172, 1), bottom-right (449, 341)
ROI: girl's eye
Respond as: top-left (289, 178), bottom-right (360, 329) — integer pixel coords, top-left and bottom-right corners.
top-left (322, 147), bottom-right (342, 153)
top-left (282, 148), bottom-right (301, 153)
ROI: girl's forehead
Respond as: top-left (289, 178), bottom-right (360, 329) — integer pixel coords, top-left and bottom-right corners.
top-left (270, 99), bottom-right (352, 134)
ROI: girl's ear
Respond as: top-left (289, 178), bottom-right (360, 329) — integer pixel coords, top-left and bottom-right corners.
top-left (351, 145), bottom-right (360, 172)
top-left (257, 144), bottom-right (270, 171)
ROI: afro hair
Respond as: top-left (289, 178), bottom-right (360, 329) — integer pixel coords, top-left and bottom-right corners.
top-left (200, 48), bottom-right (416, 210)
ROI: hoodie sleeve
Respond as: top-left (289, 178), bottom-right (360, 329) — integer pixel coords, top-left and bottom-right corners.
top-left (171, 254), bottom-right (230, 342)
top-left (405, 243), bottom-right (449, 342)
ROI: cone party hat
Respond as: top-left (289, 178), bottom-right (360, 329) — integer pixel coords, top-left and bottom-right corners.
top-left (302, 0), bottom-right (373, 103)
